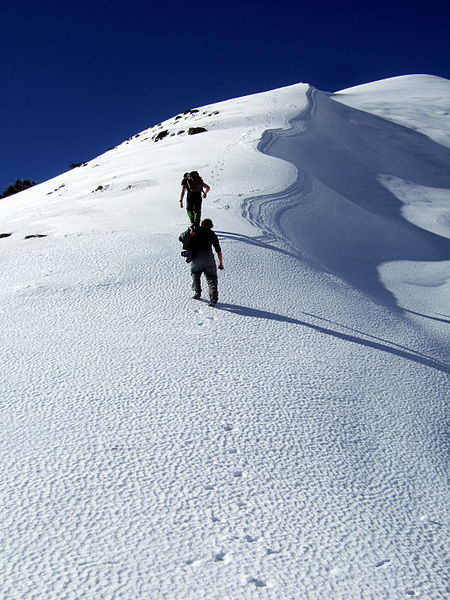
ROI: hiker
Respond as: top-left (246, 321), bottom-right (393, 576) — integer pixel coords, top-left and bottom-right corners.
top-left (179, 171), bottom-right (211, 225)
top-left (179, 218), bottom-right (224, 307)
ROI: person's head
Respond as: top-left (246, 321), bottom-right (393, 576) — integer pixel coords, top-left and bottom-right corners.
top-left (201, 218), bottom-right (213, 229)
top-left (189, 170), bottom-right (200, 178)
top-left (189, 223), bottom-right (200, 234)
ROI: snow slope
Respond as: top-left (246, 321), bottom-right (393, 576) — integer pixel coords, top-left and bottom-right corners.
top-left (1, 75), bottom-right (449, 600)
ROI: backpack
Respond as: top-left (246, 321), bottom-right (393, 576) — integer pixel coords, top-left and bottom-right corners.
top-left (186, 171), bottom-right (203, 192)
top-left (179, 227), bottom-right (196, 262)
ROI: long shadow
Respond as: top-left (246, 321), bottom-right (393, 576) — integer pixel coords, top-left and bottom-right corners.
top-left (302, 311), bottom-right (447, 360)
top-left (217, 303), bottom-right (449, 374)
top-left (252, 87), bottom-right (450, 309)
top-left (402, 308), bottom-right (450, 325)
top-left (215, 230), bottom-right (301, 261)
top-left (217, 230), bottom-right (450, 326)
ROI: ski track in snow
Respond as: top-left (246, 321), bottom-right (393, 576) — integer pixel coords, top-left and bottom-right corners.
top-left (0, 77), bottom-right (449, 600)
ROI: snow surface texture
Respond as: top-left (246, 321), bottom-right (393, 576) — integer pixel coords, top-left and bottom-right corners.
top-left (1, 75), bottom-right (449, 599)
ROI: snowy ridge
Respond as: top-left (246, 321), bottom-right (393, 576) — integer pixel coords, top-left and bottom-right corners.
top-left (257, 80), bottom-right (450, 313)
top-left (1, 76), bottom-right (449, 599)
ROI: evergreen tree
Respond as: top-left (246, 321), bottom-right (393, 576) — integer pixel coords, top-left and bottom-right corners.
top-left (1, 179), bottom-right (36, 199)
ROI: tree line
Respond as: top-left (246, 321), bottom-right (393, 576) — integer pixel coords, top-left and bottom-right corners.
top-left (1, 179), bottom-right (37, 199)
top-left (1, 164), bottom-right (87, 199)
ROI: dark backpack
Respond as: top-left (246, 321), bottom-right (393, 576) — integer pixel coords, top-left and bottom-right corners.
top-left (186, 171), bottom-right (203, 192)
top-left (179, 227), bottom-right (196, 262)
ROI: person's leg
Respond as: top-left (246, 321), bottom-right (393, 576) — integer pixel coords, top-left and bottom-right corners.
top-left (204, 264), bottom-right (218, 304)
top-left (186, 209), bottom-right (196, 224)
top-left (191, 265), bottom-right (202, 298)
top-left (192, 197), bottom-right (202, 225)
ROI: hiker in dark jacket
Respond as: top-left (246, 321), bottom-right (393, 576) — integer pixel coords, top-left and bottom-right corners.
top-left (179, 171), bottom-right (211, 225)
top-left (179, 218), bottom-right (224, 307)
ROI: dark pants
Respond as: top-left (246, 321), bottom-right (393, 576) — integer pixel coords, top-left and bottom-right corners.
top-left (187, 209), bottom-right (201, 225)
top-left (186, 193), bottom-right (202, 225)
top-left (191, 259), bottom-right (218, 303)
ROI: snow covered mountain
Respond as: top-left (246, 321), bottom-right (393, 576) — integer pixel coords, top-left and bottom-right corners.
top-left (1, 75), bottom-right (449, 599)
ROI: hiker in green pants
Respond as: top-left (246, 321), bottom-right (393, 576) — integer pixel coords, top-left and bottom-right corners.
top-left (179, 171), bottom-right (211, 225)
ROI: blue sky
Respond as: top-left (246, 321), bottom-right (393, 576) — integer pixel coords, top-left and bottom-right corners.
top-left (1, 0), bottom-right (449, 191)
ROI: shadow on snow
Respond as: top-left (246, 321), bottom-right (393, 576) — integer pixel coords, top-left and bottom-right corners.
top-left (216, 302), bottom-right (449, 374)
top-left (247, 87), bottom-right (450, 310)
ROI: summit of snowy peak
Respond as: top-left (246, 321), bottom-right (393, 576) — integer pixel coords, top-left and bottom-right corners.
top-left (331, 74), bottom-right (450, 147)
top-left (0, 82), bottom-right (310, 237)
top-left (334, 73), bottom-right (450, 96)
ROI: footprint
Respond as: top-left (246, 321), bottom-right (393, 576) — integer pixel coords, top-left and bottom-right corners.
top-left (375, 559), bottom-right (390, 568)
top-left (248, 578), bottom-right (267, 588)
top-left (185, 558), bottom-right (202, 567)
top-left (244, 534), bottom-right (258, 543)
top-left (213, 551), bottom-right (230, 564)
top-left (223, 424), bottom-right (233, 432)
top-left (233, 470), bottom-right (243, 478)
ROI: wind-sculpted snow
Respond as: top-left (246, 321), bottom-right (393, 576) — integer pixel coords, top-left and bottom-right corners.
top-left (250, 81), bottom-right (450, 312)
top-left (0, 77), bottom-right (449, 599)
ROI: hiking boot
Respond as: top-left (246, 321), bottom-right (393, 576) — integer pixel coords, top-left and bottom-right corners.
top-left (208, 301), bottom-right (217, 307)
top-left (192, 293), bottom-right (201, 299)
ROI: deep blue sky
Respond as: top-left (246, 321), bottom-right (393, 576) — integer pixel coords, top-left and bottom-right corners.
top-left (1, 0), bottom-right (449, 191)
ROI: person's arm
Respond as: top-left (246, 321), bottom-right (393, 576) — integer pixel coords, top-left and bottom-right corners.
top-left (211, 231), bottom-right (224, 269)
top-left (202, 182), bottom-right (210, 199)
top-left (179, 185), bottom-right (186, 207)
